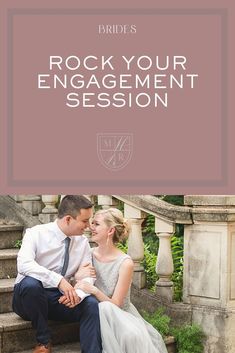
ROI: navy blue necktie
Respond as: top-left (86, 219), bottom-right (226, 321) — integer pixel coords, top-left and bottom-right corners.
top-left (61, 237), bottom-right (71, 276)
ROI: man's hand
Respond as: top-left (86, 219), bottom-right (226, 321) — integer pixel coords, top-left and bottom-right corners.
top-left (74, 262), bottom-right (96, 281)
top-left (58, 294), bottom-right (80, 308)
top-left (58, 278), bottom-right (81, 308)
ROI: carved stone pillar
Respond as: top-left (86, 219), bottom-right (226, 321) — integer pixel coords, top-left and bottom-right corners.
top-left (124, 204), bottom-right (146, 289)
top-left (39, 195), bottom-right (59, 223)
top-left (22, 195), bottom-right (42, 216)
top-left (97, 195), bottom-right (118, 209)
top-left (155, 217), bottom-right (175, 302)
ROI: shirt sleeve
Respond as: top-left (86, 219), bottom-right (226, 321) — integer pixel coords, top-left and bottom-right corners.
top-left (75, 288), bottom-right (90, 301)
top-left (17, 228), bottom-right (63, 288)
top-left (74, 238), bottom-right (95, 302)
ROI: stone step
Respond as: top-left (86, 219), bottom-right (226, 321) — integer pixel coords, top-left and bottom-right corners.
top-left (0, 312), bottom-right (80, 353)
top-left (19, 342), bottom-right (81, 353)
top-left (0, 249), bottom-right (18, 279)
top-left (0, 224), bottom-right (23, 250)
top-left (0, 278), bottom-right (15, 313)
top-left (0, 312), bottom-right (176, 353)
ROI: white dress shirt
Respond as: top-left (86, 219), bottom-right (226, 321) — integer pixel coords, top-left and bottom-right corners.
top-left (15, 220), bottom-right (92, 301)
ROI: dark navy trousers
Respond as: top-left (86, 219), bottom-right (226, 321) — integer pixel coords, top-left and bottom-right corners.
top-left (12, 276), bottom-right (102, 353)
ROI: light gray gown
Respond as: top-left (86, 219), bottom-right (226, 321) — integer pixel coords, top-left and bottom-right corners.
top-left (93, 253), bottom-right (168, 353)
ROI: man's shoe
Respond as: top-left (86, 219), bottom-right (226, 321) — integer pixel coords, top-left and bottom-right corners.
top-left (33, 343), bottom-right (52, 353)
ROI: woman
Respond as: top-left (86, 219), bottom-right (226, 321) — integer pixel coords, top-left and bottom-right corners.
top-left (76, 208), bottom-right (168, 353)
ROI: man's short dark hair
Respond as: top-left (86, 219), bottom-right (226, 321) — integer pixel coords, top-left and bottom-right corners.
top-left (58, 195), bottom-right (93, 219)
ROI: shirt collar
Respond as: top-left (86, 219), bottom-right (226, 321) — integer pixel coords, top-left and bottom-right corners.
top-left (53, 219), bottom-right (69, 242)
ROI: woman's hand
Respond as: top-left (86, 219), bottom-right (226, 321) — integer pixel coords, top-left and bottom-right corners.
top-left (75, 280), bottom-right (98, 295)
top-left (58, 294), bottom-right (80, 308)
top-left (75, 263), bottom-right (96, 280)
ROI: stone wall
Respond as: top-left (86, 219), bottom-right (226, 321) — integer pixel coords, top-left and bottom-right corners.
top-left (184, 195), bottom-right (235, 353)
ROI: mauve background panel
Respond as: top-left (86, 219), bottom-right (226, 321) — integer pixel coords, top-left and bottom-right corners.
top-left (0, 0), bottom-right (234, 194)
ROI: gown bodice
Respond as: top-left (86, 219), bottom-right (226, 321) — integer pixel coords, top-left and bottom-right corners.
top-left (92, 252), bottom-right (131, 310)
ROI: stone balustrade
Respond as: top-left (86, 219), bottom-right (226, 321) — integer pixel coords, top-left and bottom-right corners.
top-left (113, 195), bottom-right (192, 301)
top-left (12, 195), bottom-right (59, 223)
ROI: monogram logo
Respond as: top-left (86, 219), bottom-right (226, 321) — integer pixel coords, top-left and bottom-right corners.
top-left (97, 133), bottom-right (133, 171)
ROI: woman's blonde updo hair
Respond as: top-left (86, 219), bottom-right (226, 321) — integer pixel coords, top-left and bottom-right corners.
top-left (95, 208), bottom-right (130, 243)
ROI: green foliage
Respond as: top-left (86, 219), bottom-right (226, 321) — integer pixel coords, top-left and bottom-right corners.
top-left (171, 235), bottom-right (184, 301)
top-left (155, 195), bottom-right (184, 206)
top-left (172, 324), bottom-right (205, 353)
top-left (141, 244), bottom-right (158, 290)
top-left (143, 232), bottom-right (159, 254)
top-left (142, 308), bottom-right (170, 337)
top-left (142, 214), bottom-right (155, 236)
top-left (143, 309), bottom-right (205, 353)
top-left (117, 241), bottom-right (128, 253)
top-left (14, 239), bottom-right (22, 249)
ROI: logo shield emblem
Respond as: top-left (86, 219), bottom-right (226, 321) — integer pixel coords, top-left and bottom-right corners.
top-left (97, 133), bottom-right (133, 171)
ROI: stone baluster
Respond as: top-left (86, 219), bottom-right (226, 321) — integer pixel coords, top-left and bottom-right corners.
top-left (97, 195), bottom-right (118, 209)
top-left (39, 195), bottom-right (59, 223)
top-left (155, 217), bottom-right (175, 302)
top-left (22, 195), bottom-right (43, 216)
top-left (124, 204), bottom-right (146, 289)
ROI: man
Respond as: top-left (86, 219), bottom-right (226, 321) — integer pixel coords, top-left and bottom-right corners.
top-left (12, 195), bottom-right (102, 353)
